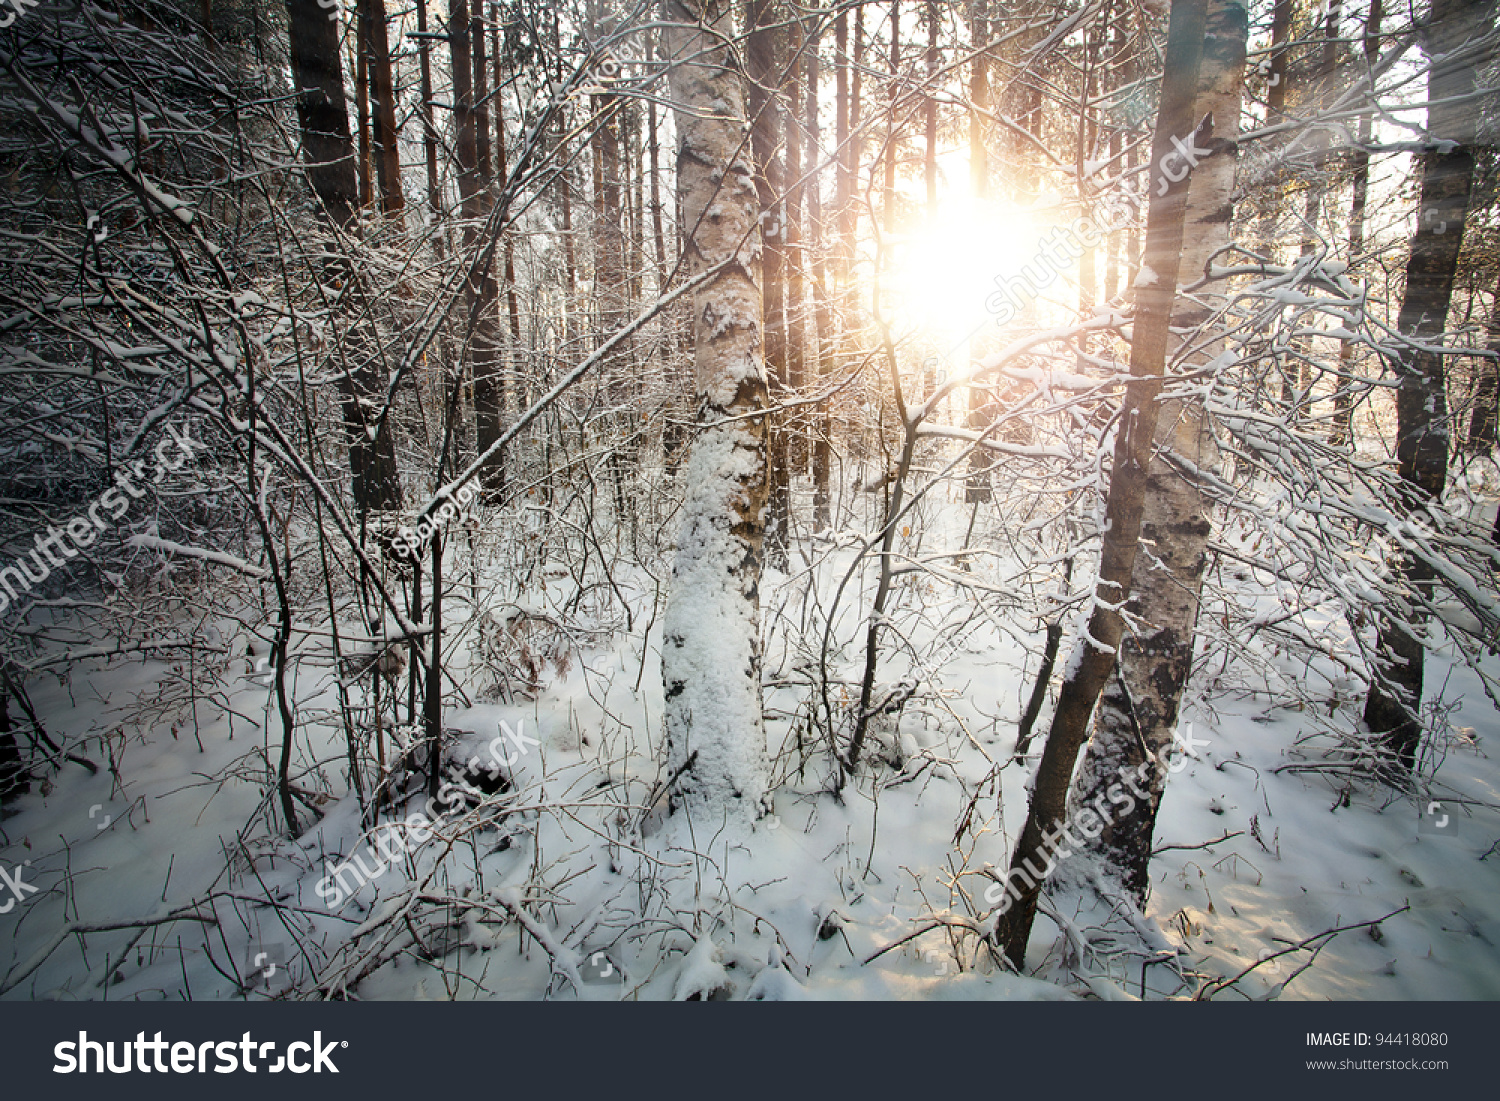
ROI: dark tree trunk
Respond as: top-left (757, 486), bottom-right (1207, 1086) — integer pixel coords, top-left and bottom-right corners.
top-left (1070, 0), bottom-right (1247, 907)
top-left (284, 0), bottom-right (403, 514)
top-left (362, 0), bottom-right (404, 216)
top-left (415, 0), bottom-right (443, 246)
top-left (355, 3), bottom-right (371, 210)
top-left (1332, 0), bottom-right (1382, 447)
top-left (492, 17), bottom-right (522, 413)
top-left (648, 79), bottom-right (667, 279)
top-left (1363, 0), bottom-right (1483, 775)
top-left (448, 0), bottom-right (505, 500)
top-left (749, 0), bottom-right (790, 570)
top-left (591, 85), bottom-right (632, 517)
top-left (991, 0), bottom-right (1209, 968)
top-left (1468, 274), bottom-right (1500, 450)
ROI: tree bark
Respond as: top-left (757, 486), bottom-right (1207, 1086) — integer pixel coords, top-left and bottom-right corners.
top-left (1467, 270), bottom-right (1500, 450)
top-left (1070, 0), bottom-right (1247, 906)
top-left (1363, 0), bottom-right (1484, 775)
top-left (1332, 0), bottom-right (1382, 446)
top-left (361, 0), bottom-right (403, 216)
top-left (448, 0), bottom-right (505, 500)
top-left (659, 0), bottom-right (772, 821)
top-left (415, 0), bottom-right (443, 246)
top-left (749, 0), bottom-right (791, 571)
top-left (284, 0), bottom-right (403, 515)
top-left (991, 0), bottom-right (1209, 968)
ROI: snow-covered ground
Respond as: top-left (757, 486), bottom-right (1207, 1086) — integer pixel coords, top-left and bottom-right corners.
top-left (3, 502), bottom-right (1498, 1002)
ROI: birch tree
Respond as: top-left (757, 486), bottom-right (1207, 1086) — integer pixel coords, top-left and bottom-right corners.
top-left (658, 0), bottom-right (772, 821)
top-left (1069, 0), bottom-right (1248, 905)
top-left (991, 0), bottom-right (1209, 968)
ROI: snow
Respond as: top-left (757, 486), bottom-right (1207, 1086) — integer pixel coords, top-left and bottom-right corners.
top-left (126, 534), bottom-right (269, 579)
top-left (4, 498), bottom-right (1500, 1003)
top-left (658, 423), bottom-right (770, 819)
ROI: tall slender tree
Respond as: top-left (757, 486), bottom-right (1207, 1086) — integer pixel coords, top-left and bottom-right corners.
top-left (749, 0), bottom-right (791, 570)
top-left (809, 9), bottom-right (835, 530)
top-left (361, 0), bottom-right (404, 216)
top-left (1331, 0), bottom-right (1383, 446)
top-left (991, 0), bottom-right (1209, 968)
top-left (1362, 0), bottom-right (1488, 775)
top-left (283, 0), bottom-right (403, 515)
top-left (449, 0), bottom-right (505, 500)
top-left (1070, 0), bottom-right (1248, 905)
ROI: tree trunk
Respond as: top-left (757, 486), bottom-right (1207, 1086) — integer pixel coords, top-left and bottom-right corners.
top-left (965, 0), bottom-right (992, 502)
top-left (812, 8), bottom-right (834, 529)
top-left (1262, 0), bottom-right (1293, 412)
top-left (284, 0), bottom-right (403, 515)
top-left (1332, 0), bottom-right (1382, 447)
top-left (784, 17), bottom-right (807, 469)
top-left (1363, 0), bottom-right (1484, 775)
top-left (659, 0), bottom-right (772, 821)
top-left (361, 0), bottom-right (403, 216)
top-left (355, 3), bottom-right (371, 211)
top-left (990, 0), bottom-right (1209, 968)
top-left (492, 18), bottom-right (522, 414)
top-left (448, 0), bottom-right (505, 500)
top-left (1468, 271), bottom-right (1500, 450)
top-left (1069, 0), bottom-right (1247, 907)
top-left (749, 0), bottom-right (790, 571)
top-left (415, 0), bottom-right (443, 246)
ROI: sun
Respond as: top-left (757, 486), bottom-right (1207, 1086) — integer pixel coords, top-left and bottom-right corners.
top-left (884, 196), bottom-right (1051, 343)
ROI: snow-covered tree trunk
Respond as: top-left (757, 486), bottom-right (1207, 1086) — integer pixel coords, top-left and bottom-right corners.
top-left (1362, 0), bottom-right (1486, 774)
top-left (659, 0), bottom-right (772, 822)
top-left (1069, 0), bottom-right (1247, 906)
top-left (991, 0), bottom-right (1209, 968)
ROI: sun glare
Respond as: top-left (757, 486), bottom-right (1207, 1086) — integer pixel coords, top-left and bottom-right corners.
top-left (885, 197), bottom-right (1051, 342)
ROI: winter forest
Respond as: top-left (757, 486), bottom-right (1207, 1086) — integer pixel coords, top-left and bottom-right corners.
top-left (0, 0), bottom-right (1498, 1003)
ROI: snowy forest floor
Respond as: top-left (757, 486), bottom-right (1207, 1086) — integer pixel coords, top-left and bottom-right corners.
top-left (3, 485), bottom-right (1499, 1002)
